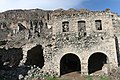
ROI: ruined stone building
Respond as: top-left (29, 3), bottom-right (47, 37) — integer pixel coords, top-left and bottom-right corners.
top-left (0, 8), bottom-right (120, 77)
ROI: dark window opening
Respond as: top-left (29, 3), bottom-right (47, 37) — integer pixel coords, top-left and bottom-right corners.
top-left (115, 36), bottom-right (120, 66)
top-left (0, 55), bottom-right (3, 69)
top-left (39, 20), bottom-right (43, 28)
top-left (47, 13), bottom-right (49, 20)
top-left (18, 23), bottom-right (26, 31)
top-left (88, 53), bottom-right (107, 74)
top-left (62, 21), bottom-right (69, 32)
top-left (45, 23), bottom-right (47, 28)
top-left (0, 23), bottom-right (3, 29)
top-left (3, 22), bottom-right (7, 28)
top-left (101, 37), bottom-right (104, 40)
top-left (60, 53), bottom-right (81, 76)
top-left (95, 20), bottom-right (102, 30)
top-left (78, 21), bottom-right (86, 37)
top-left (33, 20), bottom-right (39, 33)
top-left (111, 15), bottom-right (114, 18)
top-left (30, 21), bottom-right (33, 30)
top-left (38, 20), bottom-right (43, 33)
top-left (112, 19), bottom-right (116, 26)
top-left (0, 22), bottom-right (7, 29)
top-left (84, 32), bottom-right (87, 37)
top-left (25, 45), bottom-right (44, 68)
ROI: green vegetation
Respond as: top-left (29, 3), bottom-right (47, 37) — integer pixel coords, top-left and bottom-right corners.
top-left (100, 76), bottom-right (109, 80)
top-left (85, 75), bottom-right (109, 80)
top-left (45, 76), bottom-right (59, 80)
top-left (86, 75), bottom-right (93, 80)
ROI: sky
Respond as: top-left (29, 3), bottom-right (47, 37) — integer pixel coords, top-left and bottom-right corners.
top-left (0, 0), bottom-right (120, 14)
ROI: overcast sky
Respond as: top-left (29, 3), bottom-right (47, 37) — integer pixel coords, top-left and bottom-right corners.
top-left (0, 0), bottom-right (120, 14)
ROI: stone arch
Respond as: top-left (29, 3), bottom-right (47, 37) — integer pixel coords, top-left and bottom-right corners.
top-left (60, 53), bottom-right (81, 76)
top-left (88, 52), bottom-right (108, 74)
top-left (25, 45), bottom-right (44, 68)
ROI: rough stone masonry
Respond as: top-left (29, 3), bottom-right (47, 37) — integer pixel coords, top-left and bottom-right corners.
top-left (0, 8), bottom-right (120, 77)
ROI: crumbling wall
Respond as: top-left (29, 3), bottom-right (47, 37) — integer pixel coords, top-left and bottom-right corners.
top-left (0, 8), bottom-right (119, 78)
top-left (0, 48), bottom-right (24, 80)
top-left (112, 15), bottom-right (120, 66)
top-left (0, 48), bottom-right (23, 68)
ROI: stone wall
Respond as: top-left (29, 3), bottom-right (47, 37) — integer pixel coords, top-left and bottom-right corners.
top-left (112, 15), bottom-right (120, 66)
top-left (0, 8), bottom-right (119, 78)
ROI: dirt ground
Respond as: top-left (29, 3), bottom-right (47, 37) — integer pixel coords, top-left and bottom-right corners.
top-left (59, 72), bottom-right (110, 80)
top-left (60, 72), bottom-right (85, 80)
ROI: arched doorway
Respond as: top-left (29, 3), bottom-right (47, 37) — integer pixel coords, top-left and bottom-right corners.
top-left (88, 52), bottom-right (108, 74)
top-left (60, 53), bottom-right (81, 76)
top-left (25, 45), bottom-right (44, 68)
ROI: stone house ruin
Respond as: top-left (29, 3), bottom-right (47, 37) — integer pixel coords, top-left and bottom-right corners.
top-left (0, 8), bottom-right (120, 77)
